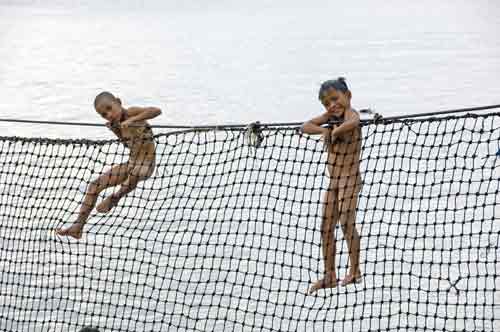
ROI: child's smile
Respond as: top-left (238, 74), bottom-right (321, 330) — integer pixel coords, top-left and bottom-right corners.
top-left (320, 88), bottom-right (350, 117)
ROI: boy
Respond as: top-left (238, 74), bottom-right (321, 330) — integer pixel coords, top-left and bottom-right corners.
top-left (56, 92), bottom-right (161, 239)
top-left (302, 78), bottom-right (362, 294)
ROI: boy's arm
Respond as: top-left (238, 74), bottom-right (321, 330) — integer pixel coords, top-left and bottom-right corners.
top-left (331, 109), bottom-right (360, 139)
top-left (301, 113), bottom-right (330, 135)
top-left (123, 107), bottom-right (162, 126)
top-left (106, 122), bottom-right (124, 139)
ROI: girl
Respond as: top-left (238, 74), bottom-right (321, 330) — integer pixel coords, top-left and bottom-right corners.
top-left (301, 78), bottom-right (362, 293)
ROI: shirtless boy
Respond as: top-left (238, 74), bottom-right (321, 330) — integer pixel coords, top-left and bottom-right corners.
top-left (56, 91), bottom-right (161, 239)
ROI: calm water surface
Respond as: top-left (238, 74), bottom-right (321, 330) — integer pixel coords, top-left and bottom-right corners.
top-left (0, 0), bottom-right (499, 139)
top-left (0, 2), bottom-right (499, 331)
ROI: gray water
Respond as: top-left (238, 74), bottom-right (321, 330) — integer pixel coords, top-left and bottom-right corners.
top-left (0, 1), bottom-right (499, 332)
top-left (1, 0), bottom-right (500, 138)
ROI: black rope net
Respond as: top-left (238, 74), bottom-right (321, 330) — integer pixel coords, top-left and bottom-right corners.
top-left (0, 112), bottom-right (499, 332)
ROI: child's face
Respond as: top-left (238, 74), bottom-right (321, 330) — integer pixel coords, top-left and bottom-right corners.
top-left (320, 88), bottom-right (351, 117)
top-left (95, 97), bottom-right (122, 122)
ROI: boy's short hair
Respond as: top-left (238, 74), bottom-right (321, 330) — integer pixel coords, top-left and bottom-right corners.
top-left (318, 77), bottom-right (349, 100)
top-left (94, 91), bottom-right (116, 108)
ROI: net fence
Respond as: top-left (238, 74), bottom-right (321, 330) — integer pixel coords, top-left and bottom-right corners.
top-left (0, 111), bottom-right (499, 331)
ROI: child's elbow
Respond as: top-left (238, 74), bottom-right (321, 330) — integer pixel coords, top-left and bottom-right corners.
top-left (152, 108), bottom-right (162, 117)
top-left (300, 123), bottom-right (308, 134)
top-left (299, 123), bottom-right (305, 133)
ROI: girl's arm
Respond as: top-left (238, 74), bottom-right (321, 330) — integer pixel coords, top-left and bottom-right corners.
top-left (331, 109), bottom-right (360, 138)
top-left (301, 112), bottom-right (330, 135)
top-left (123, 107), bottom-right (162, 126)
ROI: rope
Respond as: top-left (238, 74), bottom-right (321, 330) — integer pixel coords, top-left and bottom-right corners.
top-left (1, 104), bottom-right (499, 129)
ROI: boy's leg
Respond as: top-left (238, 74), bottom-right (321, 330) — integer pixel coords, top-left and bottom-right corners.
top-left (308, 182), bottom-right (339, 294)
top-left (56, 163), bottom-right (129, 239)
top-left (96, 162), bottom-right (154, 213)
top-left (338, 175), bottom-right (362, 285)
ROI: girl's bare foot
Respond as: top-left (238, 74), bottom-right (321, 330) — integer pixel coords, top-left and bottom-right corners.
top-left (56, 222), bottom-right (84, 240)
top-left (96, 194), bottom-right (120, 213)
top-left (341, 271), bottom-right (362, 286)
top-left (308, 272), bottom-right (337, 295)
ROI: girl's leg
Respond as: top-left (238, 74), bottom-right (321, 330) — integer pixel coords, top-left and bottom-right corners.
top-left (308, 182), bottom-right (340, 294)
top-left (56, 163), bottom-right (129, 239)
top-left (339, 176), bottom-right (362, 285)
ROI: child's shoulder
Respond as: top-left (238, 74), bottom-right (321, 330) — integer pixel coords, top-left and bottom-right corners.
top-left (125, 106), bottom-right (144, 116)
top-left (345, 108), bottom-right (360, 120)
top-left (347, 107), bottom-right (359, 115)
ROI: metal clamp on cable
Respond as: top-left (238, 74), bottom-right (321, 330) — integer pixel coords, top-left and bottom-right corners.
top-left (360, 108), bottom-right (383, 122)
top-left (245, 121), bottom-right (263, 149)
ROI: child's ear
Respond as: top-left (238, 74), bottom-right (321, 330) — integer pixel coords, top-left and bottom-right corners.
top-left (116, 98), bottom-right (122, 105)
top-left (346, 91), bottom-right (352, 100)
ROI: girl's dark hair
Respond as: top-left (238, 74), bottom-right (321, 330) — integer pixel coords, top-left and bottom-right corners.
top-left (318, 77), bottom-right (349, 99)
top-left (94, 91), bottom-right (116, 108)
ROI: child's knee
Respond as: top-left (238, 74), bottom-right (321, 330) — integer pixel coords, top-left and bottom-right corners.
top-left (323, 203), bottom-right (335, 218)
top-left (339, 212), bottom-right (356, 229)
top-left (340, 222), bottom-right (351, 233)
top-left (320, 218), bottom-right (333, 235)
top-left (88, 181), bottom-right (102, 195)
top-left (131, 165), bottom-right (154, 181)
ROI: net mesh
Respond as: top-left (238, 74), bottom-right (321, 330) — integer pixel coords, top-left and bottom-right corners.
top-left (0, 112), bottom-right (499, 332)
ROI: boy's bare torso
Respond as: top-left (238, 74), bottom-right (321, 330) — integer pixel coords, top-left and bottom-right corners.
top-left (111, 110), bottom-right (156, 165)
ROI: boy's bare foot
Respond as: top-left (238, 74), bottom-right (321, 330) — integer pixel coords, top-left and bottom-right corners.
top-left (308, 272), bottom-right (337, 295)
top-left (56, 222), bottom-right (84, 240)
top-left (341, 271), bottom-right (362, 286)
top-left (96, 194), bottom-right (120, 213)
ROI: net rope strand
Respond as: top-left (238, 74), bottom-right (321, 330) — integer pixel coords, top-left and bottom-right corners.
top-left (0, 110), bottom-right (499, 331)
